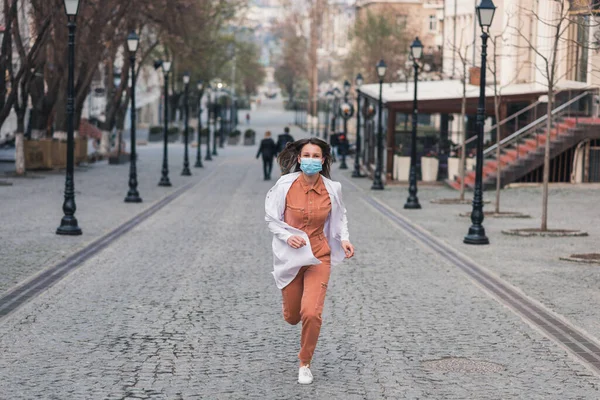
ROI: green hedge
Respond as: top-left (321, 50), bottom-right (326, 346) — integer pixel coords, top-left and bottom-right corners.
top-left (244, 129), bottom-right (256, 138)
top-left (149, 126), bottom-right (162, 135)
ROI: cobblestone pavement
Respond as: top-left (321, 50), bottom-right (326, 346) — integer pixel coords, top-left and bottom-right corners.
top-left (2, 108), bottom-right (600, 398)
top-left (0, 101), bottom-right (298, 297)
top-left (345, 170), bottom-right (600, 353)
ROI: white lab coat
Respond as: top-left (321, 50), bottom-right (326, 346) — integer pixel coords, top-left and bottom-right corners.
top-left (265, 172), bottom-right (350, 289)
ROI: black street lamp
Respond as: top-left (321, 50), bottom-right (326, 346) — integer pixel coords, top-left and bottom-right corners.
top-left (57, 0), bottom-right (82, 235)
top-left (156, 59), bottom-right (172, 186)
top-left (371, 59), bottom-right (386, 190)
top-left (212, 83), bottom-right (220, 156)
top-left (316, 98), bottom-right (320, 138)
top-left (362, 101), bottom-right (376, 169)
top-left (205, 84), bottom-right (213, 161)
top-left (181, 72), bottom-right (192, 176)
top-left (324, 91), bottom-right (333, 141)
top-left (124, 31), bottom-right (142, 203)
top-left (352, 73), bottom-right (365, 178)
top-left (195, 80), bottom-right (204, 168)
top-left (404, 37), bottom-right (423, 209)
top-left (339, 80), bottom-right (353, 170)
top-left (332, 88), bottom-right (341, 134)
top-left (217, 82), bottom-right (225, 149)
top-left (465, 0), bottom-right (495, 245)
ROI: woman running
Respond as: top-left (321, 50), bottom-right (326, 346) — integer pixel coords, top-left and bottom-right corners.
top-left (264, 137), bottom-right (354, 384)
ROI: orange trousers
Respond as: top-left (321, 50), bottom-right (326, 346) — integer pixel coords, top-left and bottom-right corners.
top-left (281, 257), bottom-right (331, 365)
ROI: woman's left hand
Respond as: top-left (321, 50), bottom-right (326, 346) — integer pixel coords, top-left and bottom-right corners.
top-left (341, 240), bottom-right (355, 259)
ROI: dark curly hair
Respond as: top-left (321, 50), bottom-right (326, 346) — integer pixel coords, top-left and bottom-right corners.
top-left (277, 138), bottom-right (333, 179)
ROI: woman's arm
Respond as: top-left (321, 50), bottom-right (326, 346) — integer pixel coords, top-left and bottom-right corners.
top-left (265, 187), bottom-right (294, 242)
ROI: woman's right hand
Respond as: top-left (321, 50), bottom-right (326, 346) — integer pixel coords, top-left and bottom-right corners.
top-left (287, 235), bottom-right (307, 249)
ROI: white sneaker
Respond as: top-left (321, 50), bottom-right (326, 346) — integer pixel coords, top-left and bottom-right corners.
top-left (298, 365), bottom-right (314, 384)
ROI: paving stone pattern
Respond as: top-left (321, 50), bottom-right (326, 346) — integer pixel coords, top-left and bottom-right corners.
top-left (0, 144), bottom-right (222, 296)
top-left (1, 135), bottom-right (600, 398)
top-left (351, 173), bottom-right (600, 354)
top-left (0, 104), bottom-right (599, 400)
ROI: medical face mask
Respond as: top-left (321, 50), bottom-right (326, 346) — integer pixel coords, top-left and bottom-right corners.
top-left (300, 158), bottom-right (323, 176)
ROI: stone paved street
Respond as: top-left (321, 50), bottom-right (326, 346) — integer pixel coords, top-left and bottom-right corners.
top-left (2, 100), bottom-right (600, 398)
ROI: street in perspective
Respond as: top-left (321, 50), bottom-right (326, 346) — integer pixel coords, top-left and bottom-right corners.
top-left (1, 0), bottom-right (600, 399)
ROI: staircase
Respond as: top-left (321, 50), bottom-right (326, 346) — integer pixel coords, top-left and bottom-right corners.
top-left (448, 91), bottom-right (600, 190)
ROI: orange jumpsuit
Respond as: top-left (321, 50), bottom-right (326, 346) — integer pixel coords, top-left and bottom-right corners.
top-left (281, 174), bottom-right (332, 365)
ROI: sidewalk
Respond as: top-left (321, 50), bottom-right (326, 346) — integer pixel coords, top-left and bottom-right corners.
top-left (0, 143), bottom-right (224, 296)
top-left (338, 161), bottom-right (600, 346)
top-left (0, 102), bottom-right (302, 298)
top-left (0, 131), bottom-right (597, 398)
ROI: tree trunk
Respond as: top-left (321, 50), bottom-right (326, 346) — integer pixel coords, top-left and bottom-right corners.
top-left (14, 132), bottom-right (24, 175)
top-left (99, 130), bottom-right (111, 155)
top-left (541, 96), bottom-right (552, 231)
top-left (14, 108), bottom-right (26, 174)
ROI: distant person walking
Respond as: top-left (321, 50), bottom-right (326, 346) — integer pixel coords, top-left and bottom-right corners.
top-left (276, 127), bottom-right (294, 154)
top-left (265, 138), bottom-right (354, 385)
top-left (246, 113), bottom-right (251, 125)
top-left (256, 131), bottom-right (277, 180)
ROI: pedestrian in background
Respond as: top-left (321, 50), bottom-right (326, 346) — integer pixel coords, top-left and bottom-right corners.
top-left (256, 131), bottom-right (277, 180)
top-left (246, 113), bottom-right (251, 125)
top-left (264, 138), bottom-right (355, 385)
top-left (276, 126), bottom-right (294, 154)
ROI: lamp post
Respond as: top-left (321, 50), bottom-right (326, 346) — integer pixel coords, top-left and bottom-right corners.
top-left (181, 72), bottom-right (192, 176)
top-left (331, 88), bottom-right (341, 163)
top-left (362, 101), bottom-right (376, 170)
top-left (324, 91), bottom-right (333, 141)
top-left (371, 59), bottom-right (386, 190)
top-left (156, 59), bottom-right (172, 186)
top-left (352, 73), bottom-right (365, 178)
top-left (339, 80), bottom-right (353, 170)
top-left (212, 83), bottom-right (220, 156)
top-left (217, 82), bottom-right (224, 149)
top-left (124, 31), bottom-right (142, 203)
top-left (465, 0), bottom-right (495, 245)
top-left (195, 80), bottom-right (204, 168)
top-left (332, 88), bottom-right (341, 134)
top-left (404, 37), bottom-right (423, 209)
top-left (315, 97), bottom-right (321, 137)
top-left (57, 0), bottom-right (82, 235)
top-left (205, 84), bottom-right (213, 161)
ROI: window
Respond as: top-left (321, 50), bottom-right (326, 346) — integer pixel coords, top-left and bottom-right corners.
top-left (567, 15), bottom-right (589, 83)
top-left (396, 15), bottom-right (407, 28)
top-left (429, 15), bottom-right (437, 32)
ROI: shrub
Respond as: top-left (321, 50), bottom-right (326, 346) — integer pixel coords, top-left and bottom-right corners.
top-left (244, 129), bottom-right (255, 138)
top-left (167, 127), bottom-right (179, 136)
top-left (149, 126), bottom-right (162, 135)
top-left (229, 129), bottom-right (241, 137)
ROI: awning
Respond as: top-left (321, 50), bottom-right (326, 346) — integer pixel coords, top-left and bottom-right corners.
top-left (358, 79), bottom-right (592, 115)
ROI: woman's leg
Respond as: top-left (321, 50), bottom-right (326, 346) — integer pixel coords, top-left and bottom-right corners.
top-left (281, 267), bottom-right (306, 325)
top-left (298, 259), bottom-right (331, 365)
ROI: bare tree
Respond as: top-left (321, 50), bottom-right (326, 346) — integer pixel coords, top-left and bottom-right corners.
top-left (5, 0), bottom-right (51, 175)
top-left (446, 28), bottom-right (472, 202)
top-left (512, 0), bottom-right (592, 231)
top-left (487, 26), bottom-right (526, 214)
